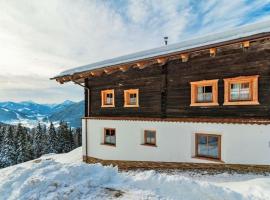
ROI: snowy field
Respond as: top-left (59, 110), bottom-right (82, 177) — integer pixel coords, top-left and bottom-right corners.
top-left (0, 148), bottom-right (269, 200)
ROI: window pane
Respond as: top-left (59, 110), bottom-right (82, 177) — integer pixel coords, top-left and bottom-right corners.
top-left (129, 93), bottom-right (137, 105)
top-left (105, 135), bottom-right (111, 143)
top-left (230, 82), bottom-right (250, 101)
top-left (239, 83), bottom-right (250, 100)
top-left (230, 83), bottom-right (240, 100)
top-left (105, 129), bottom-right (116, 145)
top-left (208, 136), bottom-right (219, 158)
top-left (110, 130), bottom-right (115, 136)
top-left (197, 86), bottom-right (213, 102)
top-left (205, 86), bottom-right (212, 93)
top-left (197, 135), bottom-right (219, 159)
top-left (111, 135), bottom-right (116, 144)
top-left (197, 135), bottom-right (208, 156)
top-left (106, 129), bottom-right (110, 135)
top-left (105, 93), bottom-right (113, 105)
top-left (145, 131), bottom-right (156, 144)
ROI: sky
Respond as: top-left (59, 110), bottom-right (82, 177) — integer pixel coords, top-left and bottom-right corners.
top-left (0, 0), bottom-right (270, 104)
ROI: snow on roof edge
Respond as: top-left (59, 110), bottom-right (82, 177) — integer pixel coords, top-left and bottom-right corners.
top-left (55, 20), bottom-right (270, 78)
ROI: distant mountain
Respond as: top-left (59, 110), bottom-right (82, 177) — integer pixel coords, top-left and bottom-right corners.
top-left (0, 100), bottom-right (84, 128)
top-left (49, 101), bottom-right (84, 128)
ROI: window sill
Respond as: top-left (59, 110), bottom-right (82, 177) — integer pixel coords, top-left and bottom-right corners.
top-left (101, 105), bottom-right (115, 108)
top-left (190, 103), bottom-right (219, 107)
top-left (192, 156), bottom-right (224, 163)
top-left (223, 101), bottom-right (259, 106)
top-left (100, 143), bottom-right (116, 147)
top-left (124, 105), bottom-right (139, 108)
top-left (141, 144), bottom-right (157, 147)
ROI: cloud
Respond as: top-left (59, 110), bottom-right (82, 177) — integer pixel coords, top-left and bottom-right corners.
top-left (0, 0), bottom-right (269, 103)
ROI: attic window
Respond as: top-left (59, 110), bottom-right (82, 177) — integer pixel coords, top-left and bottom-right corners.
top-left (190, 79), bottom-right (219, 106)
top-left (223, 75), bottom-right (259, 105)
top-left (101, 89), bottom-right (115, 107)
top-left (124, 89), bottom-right (139, 107)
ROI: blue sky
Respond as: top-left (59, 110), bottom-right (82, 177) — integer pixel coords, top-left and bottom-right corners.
top-left (0, 0), bottom-right (270, 103)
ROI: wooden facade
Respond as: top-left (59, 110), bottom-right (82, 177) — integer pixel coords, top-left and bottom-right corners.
top-left (85, 37), bottom-right (270, 120)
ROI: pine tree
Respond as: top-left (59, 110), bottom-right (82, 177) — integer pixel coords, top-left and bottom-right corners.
top-left (0, 126), bottom-right (16, 167)
top-left (74, 128), bottom-right (82, 147)
top-left (41, 124), bottom-right (49, 155)
top-left (0, 126), bottom-right (6, 146)
top-left (69, 127), bottom-right (75, 150)
top-left (16, 123), bottom-right (27, 163)
top-left (47, 122), bottom-right (58, 153)
top-left (32, 123), bottom-right (43, 158)
top-left (58, 121), bottom-right (69, 153)
top-left (57, 121), bottom-right (75, 153)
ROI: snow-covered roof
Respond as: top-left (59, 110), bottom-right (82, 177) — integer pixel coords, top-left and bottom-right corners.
top-left (54, 20), bottom-right (270, 79)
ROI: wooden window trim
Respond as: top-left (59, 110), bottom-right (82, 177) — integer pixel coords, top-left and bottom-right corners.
top-left (223, 75), bottom-right (259, 106)
top-left (143, 130), bottom-right (156, 146)
top-left (195, 133), bottom-right (221, 161)
top-left (124, 89), bottom-right (139, 107)
top-left (190, 79), bottom-right (219, 107)
top-left (101, 89), bottom-right (115, 108)
top-left (103, 128), bottom-right (116, 146)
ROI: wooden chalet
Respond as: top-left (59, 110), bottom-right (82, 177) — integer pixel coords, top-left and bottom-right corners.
top-left (52, 21), bottom-right (270, 171)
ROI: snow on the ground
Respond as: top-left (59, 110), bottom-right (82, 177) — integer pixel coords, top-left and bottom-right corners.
top-left (0, 148), bottom-right (269, 200)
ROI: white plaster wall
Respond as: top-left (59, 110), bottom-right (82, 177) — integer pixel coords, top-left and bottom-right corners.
top-left (82, 119), bottom-right (270, 165)
top-left (82, 119), bottom-right (86, 156)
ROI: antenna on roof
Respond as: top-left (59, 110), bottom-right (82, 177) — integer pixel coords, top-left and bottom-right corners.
top-left (164, 36), bottom-right (168, 45)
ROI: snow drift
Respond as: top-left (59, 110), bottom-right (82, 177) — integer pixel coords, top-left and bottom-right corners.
top-left (0, 147), bottom-right (269, 200)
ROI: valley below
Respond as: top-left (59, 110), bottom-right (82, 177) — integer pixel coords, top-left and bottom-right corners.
top-left (0, 100), bottom-right (84, 128)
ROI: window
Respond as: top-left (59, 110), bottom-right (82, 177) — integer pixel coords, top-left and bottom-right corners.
top-left (190, 79), bottom-right (218, 106)
top-left (195, 134), bottom-right (221, 160)
top-left (124, 89), bottom-right (139, 107)
top-left (224, 75), bottom-right (259, 105)
top-left (101, 89), bottom-right (115, 107)
top-left (104, 128), bottom-right (116, 146)
top-left (144, 130), bottom-right (156, 146)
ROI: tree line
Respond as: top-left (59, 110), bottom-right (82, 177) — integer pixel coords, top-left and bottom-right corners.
top-left (0, 122), bottom-right (81, 168)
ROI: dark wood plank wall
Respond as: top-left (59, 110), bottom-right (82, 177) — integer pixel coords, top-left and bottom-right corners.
top-left (88, 63), bottom-right (163, 117)
top-left (87, 38), bottom-right (270, 119)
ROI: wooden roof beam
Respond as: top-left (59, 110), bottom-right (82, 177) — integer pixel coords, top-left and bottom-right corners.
top-left (242, 41), bottom-right (250, 48)
top-left (103, 67), bottom-right (119, 75)
top-left (180, 53), bottom-right (189, 62)
top-left (210, 48), bottom-right (216, 57)
top-left (135, 62), bottom-right (147, 69)
top-left (119, 65), bottom-right (130, 72)
top-left (156, 57), bottom-right (168, 65)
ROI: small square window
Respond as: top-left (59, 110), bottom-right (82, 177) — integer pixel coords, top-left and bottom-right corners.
top-left (104, 128), bottom-right (116, 146)
top-left (224, 75), bottom-right (259, 105)
top-left (124, 89), bottom-right (139, 107)
top-left (190, 79), bottom-right (219, 106)
top-left (101, 90), bottom-right (115, 107)
top-left (144, 130), bottom-right (156, 146)
top-left (196, 133), bottom-right (221, 160)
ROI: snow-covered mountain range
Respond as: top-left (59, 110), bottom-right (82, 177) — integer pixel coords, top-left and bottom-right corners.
top-left (0, 100), bottom-right (84, 128)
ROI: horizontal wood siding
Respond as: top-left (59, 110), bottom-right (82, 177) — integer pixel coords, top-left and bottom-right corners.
top-left (88, 64), bottom-right (162, 117)
top-left (166, 39), bottom-right (270, 118)
top-left (87, 38), bottom-right (270, 119)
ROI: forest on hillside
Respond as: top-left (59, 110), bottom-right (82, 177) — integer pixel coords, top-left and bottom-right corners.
top-left (0, 122), bottom-right (81, 168)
